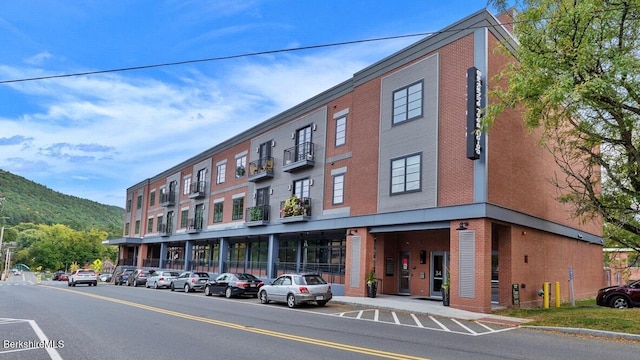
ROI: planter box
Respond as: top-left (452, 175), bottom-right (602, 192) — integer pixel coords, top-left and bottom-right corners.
top-left (281, 215), bottom-right (310, 223)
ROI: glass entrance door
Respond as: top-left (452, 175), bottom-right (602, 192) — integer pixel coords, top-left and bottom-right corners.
top-left (430, 251), bottom-right (449, 298)
top-left (398, 251), bottom-right (410, 294)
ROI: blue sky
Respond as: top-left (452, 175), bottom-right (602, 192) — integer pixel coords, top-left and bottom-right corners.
top-left (0, 1), bottom-right (494, 207)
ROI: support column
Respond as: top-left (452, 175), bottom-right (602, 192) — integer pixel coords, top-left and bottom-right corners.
top-left (266, 234), bottom-right (280, 278)
top-left (159, 242), bottom-right (168, 269)
top-left (184, 241), bottom-right (193, 272)
top-left (138, 244), bottom-right (148, 268)
top-left (344, 228), bottom-right (374, 297)
top-left (218, 238), bottom-right (229, 273)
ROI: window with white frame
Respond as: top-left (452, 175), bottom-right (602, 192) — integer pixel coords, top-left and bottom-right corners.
top-left (332, 174), bottom-right (345, 205)
top-left (390, 153), bottom-right (421, 194)
top-left (216, 163), bottom-right (226, 184)
top-left (232, 197), bottom-right (244, 220)
top-left (236, 155), bottom-right (247, 178)
top-left (293, 178), bottom-right (310, 199)
top-left (392, 81), bottom-right (423, 125)
top-left (184, 177), bottom-right (191, 195)
top-left (335, 115), bottom-right (346, 146)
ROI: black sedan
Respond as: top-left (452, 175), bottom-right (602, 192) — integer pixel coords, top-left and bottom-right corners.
top-left (596, 279), bottom-right (640, 308)
top-left (204, 273), bottom-right (264, 298)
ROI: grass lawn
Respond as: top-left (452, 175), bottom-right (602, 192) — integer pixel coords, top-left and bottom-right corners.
top-left (493, 299), bottom-right (640, 335)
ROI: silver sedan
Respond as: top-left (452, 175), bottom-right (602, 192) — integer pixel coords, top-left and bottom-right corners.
top-left (145, 270), bottom-right (180, 289)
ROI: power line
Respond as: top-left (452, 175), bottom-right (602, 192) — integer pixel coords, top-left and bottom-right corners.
top-left (1, 4), bottom-right (638, 85)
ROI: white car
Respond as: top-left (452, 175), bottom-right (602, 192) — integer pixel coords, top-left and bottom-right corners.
top-left (68, 269), bottom-right (98, 287)
top-left (146, 270), bottom-right (180, 289)
top-left (258, 273), bottom-right (332, 308)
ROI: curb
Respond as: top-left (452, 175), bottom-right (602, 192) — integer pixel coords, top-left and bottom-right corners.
top-left (523, 326), bottom-right (640, 341)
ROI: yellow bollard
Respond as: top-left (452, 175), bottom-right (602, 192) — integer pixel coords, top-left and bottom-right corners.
top-left (555, 281), bottom-right (561, 308)
top-left (36, 273), bottom-right (41, 284)
top-left (543, 282), bottom-right (550, 309)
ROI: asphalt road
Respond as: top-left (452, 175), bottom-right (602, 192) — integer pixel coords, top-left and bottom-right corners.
top-left (1, 272), bottom-right (639, 360)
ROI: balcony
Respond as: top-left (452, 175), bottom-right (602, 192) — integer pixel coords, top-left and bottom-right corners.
top-left (247, 157), bottom-right (275, 182)
top-left (159, 223), bottom-right (172, 237)
top-left (187, 217), bottom-right (203, 234)
top-left (160, 192), bottom-right (176, 207)
top-left (280, 196), bottom-right (311, 223)
top-left (245, 204), bottom-right (270, 227)
top-left (282, 142), bottom-right (315, 172)
top-left (189, 181), bottom-right (206, 199)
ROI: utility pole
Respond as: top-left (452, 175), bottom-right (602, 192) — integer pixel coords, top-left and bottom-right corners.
top-left (0, 197), bottom-right (8, 280)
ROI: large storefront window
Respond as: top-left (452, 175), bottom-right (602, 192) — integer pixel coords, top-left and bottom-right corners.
top-left (277, 232), bottom-right (345, 284)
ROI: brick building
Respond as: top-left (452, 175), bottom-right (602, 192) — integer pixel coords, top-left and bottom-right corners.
top-left (109, 9), bottom-right (604, 313)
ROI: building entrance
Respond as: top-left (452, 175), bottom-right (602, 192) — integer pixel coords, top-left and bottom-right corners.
top-left (398, 251), bottom-right (410, 294)
top-left (430, 251), bottom-right (449, 298)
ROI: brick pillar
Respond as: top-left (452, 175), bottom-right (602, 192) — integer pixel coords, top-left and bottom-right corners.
top-left (344, 228), bottom-right (375, 297)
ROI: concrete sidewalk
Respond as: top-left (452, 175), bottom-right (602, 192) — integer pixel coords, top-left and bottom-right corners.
top-left (331, 294), bottom-right (529, 325)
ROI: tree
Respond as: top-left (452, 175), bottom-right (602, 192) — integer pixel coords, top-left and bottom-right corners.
top-left (488, 0), bottom-right (640, 252)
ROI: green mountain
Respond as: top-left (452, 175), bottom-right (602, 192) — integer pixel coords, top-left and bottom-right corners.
top-left (0, 169), bottom-right (124, 238)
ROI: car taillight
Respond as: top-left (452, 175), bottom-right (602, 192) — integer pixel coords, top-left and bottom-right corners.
top-left (328, 285), bottom-right (331, 292)
top-left (258, 282), bottom-right (264, 286)
top-left (236, 282), bottom-right (248, 287)
top-left (299, 287), bottom-right (309, 293)
top-left (191, 278), bottom-right (196, 283)
top-left (159, 277), bottom-right (165, 281)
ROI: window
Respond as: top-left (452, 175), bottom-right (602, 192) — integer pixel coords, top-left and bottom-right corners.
top-left (391, 153), bottom-right (421, 194)
top-left (166, 211), bottom-right (174, 233)
top-left (137, 194), bottom-right (142, 209)
top-left (184, 177), bottom-right (191, 195)
top-left (149, 191), bottom-right (156, 206)
top-left (392, 81), bottom-right (423, 125)
top-left (236, 155), bottom-right (247, 178)
top-left (181, 209), bottom-right (189, 228)
top-left (126, 199), bottom-right (132, 212)
top-left (134, 220), bottom-right (140, 234)
top-left (213, 202), bottom-right (223, 223)
top-left (124, 222), bottom-right (130, 236)
top-left (217, 163), bottom-right (226, 184)
top-left (333, 174), bottom-right (344, 205)
top-left (232, 197), bottom-right (244, 220)
top-left (157, 215), bottom-right (163, 232)
top-left (147, 218), bottom-right (154, 233)
top-left (293, 178), bottom-right (310, 199)
top-left (335, 116), bottom-right (346, 146)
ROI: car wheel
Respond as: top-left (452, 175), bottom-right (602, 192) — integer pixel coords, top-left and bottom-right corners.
top-left (72, 282), bottom-right (76, 287)
top-left (67, 282), bottom-right (71, 287)
top-left (170, 283), bottom-right (175, 292)
top-left (259, 290), bottom-right (269, 304)
top-left (287, 294), bottom-right (296, 308)
top-left (205, 285), bottom-right (212, 296)
top-left (145, 282), bottom-right (150, 288)
top-left (184, 284), bottom-right (190, 293)
top-left (610, 295), bottom-right (630, 309)
top-left (225, 287), bottom-right (233, 298)
top-left (93, 281), bottom-right (98, 286)
top-left (317, 300), bottom-right (328, 307)
top-left (133, 281), bottom-right (137, 287)
top-left (154, 282), bottom-right (159, 289)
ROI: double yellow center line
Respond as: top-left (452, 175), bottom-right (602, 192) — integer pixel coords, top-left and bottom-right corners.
top-left (50, 286), bottom-right (430, 359)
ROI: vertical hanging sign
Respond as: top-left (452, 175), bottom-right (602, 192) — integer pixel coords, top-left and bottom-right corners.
top-left (466, 67), bottom-right (482, 160)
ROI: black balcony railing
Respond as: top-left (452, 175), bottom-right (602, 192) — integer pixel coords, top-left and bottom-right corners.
top-left (189, 181), bottom-right (206, 199)
top-left (283, 142), bottom-right (315, 172)
top-left (159, 223), bottom-right (172, 236)
top-left (160, 192), bottom-right (176, 206)
top-left (248, 156), bottom-right (275, 182)
top-left (279, 196), bottom-right (311, 218)
top-left (187, 217), bottom-right (203, 233)
top-left (245, 204), bottom-right (270, 222)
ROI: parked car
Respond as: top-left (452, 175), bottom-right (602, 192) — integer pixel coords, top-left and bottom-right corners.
top-left (114, 269), bottom-right (134, 285)
top-left (127, 269), bottom-right (151, 287)
top-left (146, 270), bottom-right (180, 289)
top-left (52, 271), bottom-right (65, 281)
top-left (57, 273), bottom-right (69, 282)
top-left (596, 279), bottom-right (640, 308)
top-left (204, 273), bottom-right (264, 298)
top-left (258, 273), bottom-right (332, 308)
top-left (170, 271), bottom-right (210, 292)
top-left (68, 269), bottom-right (98, 287)
top-left (99, 273), bottom-right (112, 282)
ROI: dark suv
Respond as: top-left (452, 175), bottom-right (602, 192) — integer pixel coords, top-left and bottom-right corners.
top-left (127, 269), bottom-right (151, 287)
top-left (596, 280), bottom-right (640, 308)
top-left (114, 269), bottom-right (134, 285)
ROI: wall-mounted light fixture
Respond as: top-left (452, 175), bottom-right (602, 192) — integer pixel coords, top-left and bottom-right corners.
top-left (456, 221), bottom-right (469, 231)
top-left (348, 229), bottom-right (358, 236)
